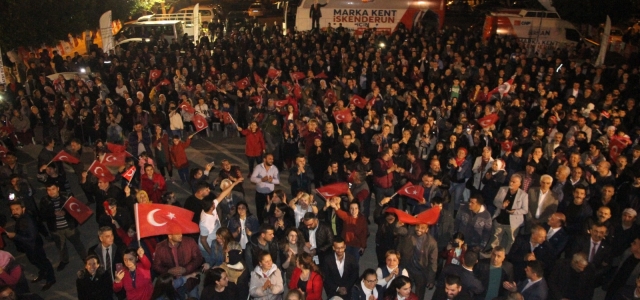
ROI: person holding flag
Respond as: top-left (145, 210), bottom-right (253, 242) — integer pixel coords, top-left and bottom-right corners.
top-left (140, 164), bottom-right (166, 204)
top-left (169, 134), bottom-right (193, 184)
top-left (38, 182), bottom-right (87, 272)
top-left (113, 247), bottom-right (153, 300)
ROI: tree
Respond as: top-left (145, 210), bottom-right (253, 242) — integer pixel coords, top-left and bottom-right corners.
top-left (553, 0), bottom-right (633, 25)
top-left (0, 0), bottom-right (139, 50)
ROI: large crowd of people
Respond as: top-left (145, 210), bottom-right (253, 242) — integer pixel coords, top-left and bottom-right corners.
top-left (0, 11), bottom-right (639, 300)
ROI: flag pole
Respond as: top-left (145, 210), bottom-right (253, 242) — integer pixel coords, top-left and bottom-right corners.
top-left (134, 203), bottom-right (141, 245)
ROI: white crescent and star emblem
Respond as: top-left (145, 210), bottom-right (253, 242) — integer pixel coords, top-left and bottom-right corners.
top-left (125, 169), bottom-right (135, 177)
top-left (336, 114), bottom-right (345, 121)
top-left (404, 187), bottom-right (418, 195)
top-left (147, 209), bottom-right (167, 227)
top-left (323, 192), bottom-right (335, 197)
top-left (59, 155), bottom-right (68, 161)
top-left (69, 202), bottom-right (81, 212)
top-left (105, 155), bottom-right (116, 162)
top-left (94, 167), bottom-right (105, 177)
top-left (196, 120), bottom-right (205, 128)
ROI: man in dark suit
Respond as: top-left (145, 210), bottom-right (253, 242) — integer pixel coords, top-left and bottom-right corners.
top-left (568, 222), bottom-right (612, 284)
top-left (503, 261), bottom-right (548, 300)
top-left (524, 175), bottom-right (559, 234)
top-left (507, 225), bottom-right (555, 281)
top-left (548, 252), bottom-right (597, 300)
top-left (436, 251), bottom-right (484, 298)
top-left (475, 246), bottom-right (514, 300)
top-left (545, 212), bottom-right (570, 258)
top-left (88, 226), bottom-right (125, 300)
top-left (321, 237), bottom-right (359, 300)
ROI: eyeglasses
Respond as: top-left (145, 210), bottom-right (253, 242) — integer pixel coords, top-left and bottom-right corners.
top-left (364, 279), bottom-right (377, 284)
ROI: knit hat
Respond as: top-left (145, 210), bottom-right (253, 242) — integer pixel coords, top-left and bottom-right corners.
top-left (228, 250), bottom-right (243, 265)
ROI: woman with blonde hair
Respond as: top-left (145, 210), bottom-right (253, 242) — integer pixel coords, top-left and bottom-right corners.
top-left (289, 192), bottom-right (318, 228)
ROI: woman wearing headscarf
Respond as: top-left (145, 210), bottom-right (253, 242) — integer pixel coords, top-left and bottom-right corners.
top-left (0, 250), bottom-right (29, 295)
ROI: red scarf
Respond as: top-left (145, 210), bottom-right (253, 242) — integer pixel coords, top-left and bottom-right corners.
top-left (455, 147), bottom-right (468, 167)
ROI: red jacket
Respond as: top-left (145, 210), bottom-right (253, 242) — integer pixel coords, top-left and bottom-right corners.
top-left (335, 210), bottom-right (368, 249)
top-left (169, 138), bottom-right (192, 169)
top-left (288, 268), bottom-right (323, 300)
top-left (140, 173), bottom-right (166, 203)
top-left (113, 255), bottom-right (153, 300)
top-left (240, 129), bottom-right (265, 157)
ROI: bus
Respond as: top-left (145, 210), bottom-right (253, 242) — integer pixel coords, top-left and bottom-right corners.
top-left (117, 20), bottom-right (186, 43)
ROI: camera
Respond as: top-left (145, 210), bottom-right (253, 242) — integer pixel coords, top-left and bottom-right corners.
top-left (450, 241), bottom-right (460, 248)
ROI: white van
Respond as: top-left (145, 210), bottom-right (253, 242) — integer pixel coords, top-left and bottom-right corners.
top-left (117, 20), bottom-right (186, 43)
top-left (179, 4), bottom-right (219, 26)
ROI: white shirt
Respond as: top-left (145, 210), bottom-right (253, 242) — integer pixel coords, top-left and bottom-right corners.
top-left (522, 278), bottom-right (542, 292)
top-left (199, 209), bottom-right (220, 248)
top-left (360, 281), bottom-right (378, 299)
top-left (239, 218), bottom-right (248, 248)
top-left (336, 254), bottom-right (345, 277)
top-left (376, 266), bottom-right (409, 287)
top-left (530, 242), bottom-right (539, 253)
top-left (101, 244), bottom-right (114, 280)
top-left (536, 190), bottom-right (549, 218)
top-left (309, 226), bottom-right (319, 264)
top-left (547, 227), bottom-right (559, 240)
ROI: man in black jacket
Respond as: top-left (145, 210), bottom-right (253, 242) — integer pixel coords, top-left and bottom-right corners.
top-left (39, 182), bottom-right (87, 272)
top-left (475, 246), bottom-right (515, 300)
top-left (81, 174), bottom-right (125, 221)
top-left (548, 252), bottom-right (596, 300)
top-left (507, 225), bottom-right (555, 281)
top-left (245, 224), bottom-right (278, 269)
top-left (6, 201), bottom-right (56, 291)
top-left (299, 212), bottom-right (334, 264)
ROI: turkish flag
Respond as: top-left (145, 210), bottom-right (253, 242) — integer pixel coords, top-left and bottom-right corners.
top-left (274, 100), bottom-right (289, 108)
top-left (136, 203), bottom-right (200, 238)
top-left (477, 113), bottom-right (499, 128)
top-left (290, 72), bottom-right (305, 81)
top-left (267, 68), bottom-right (281, 79)
top-left (122, 165), bottom-right (137, 182)
top-left (315, 71), bottom-right (328, 79)
top-left (52, 150), bottom-right (80, 164)
top-left (150, 69), bottom-right (162, 80)
top-left (107, 142), bottom-right (126, 154)
top-left (251, 96), bottom-right (263, 105)
top-left (253, 72), bottom-right (264, 87)
top-left (222, 112), bottom-right (235, 125)
top-left (385, 206), bottom-right (441, 225)
top-left (236, 77), bottom-right (250, 90)
top-left (159, 79), bottom-right (171, 86)
top-left (486, 77), bottom-right (514, 100)
top-left (193, 113), bottom-right (209, 132)
top-left (64, 196), bottom-right (93, 224)
top-left (500, 141), bottom-right (513, 152)
top-left (88, 160), bottom-right (115, 182)
top-left (204, 81), bottom-right (217, 92)
top-left (179, 101), bottom-right (196, 114)
top-left (333, 109), bottom-right (353, 124)
top-left (609, 136), bottom-right (628, 161)
top-left (293, 84), bottom-right (302, 99)
top-left (102, 152), bottom-right (126, 167)
top-left (325, 89), bottom-right (336, 100)
top-left (350, 95), bottom-right (367, 109)
top-left (316, 182), bottom-right (349, 199)
top-left (396, 182), bottom-right (425, 203)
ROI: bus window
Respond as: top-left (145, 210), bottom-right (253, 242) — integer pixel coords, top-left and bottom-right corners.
top-left (565, 28), bottom-right (580, 42)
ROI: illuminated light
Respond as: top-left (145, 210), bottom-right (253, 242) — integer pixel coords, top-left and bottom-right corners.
top-left (379, 42), bottom-right (385, 48)
top-left (80, 68), bottom-right (86, 73)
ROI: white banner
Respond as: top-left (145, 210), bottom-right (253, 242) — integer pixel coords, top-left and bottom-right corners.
top-left (99, 10), bottom-right (114, 52)
top-left (0, 47), bottom-right (6, 85)
top-left (193, 3), bottom-right (200, 42)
